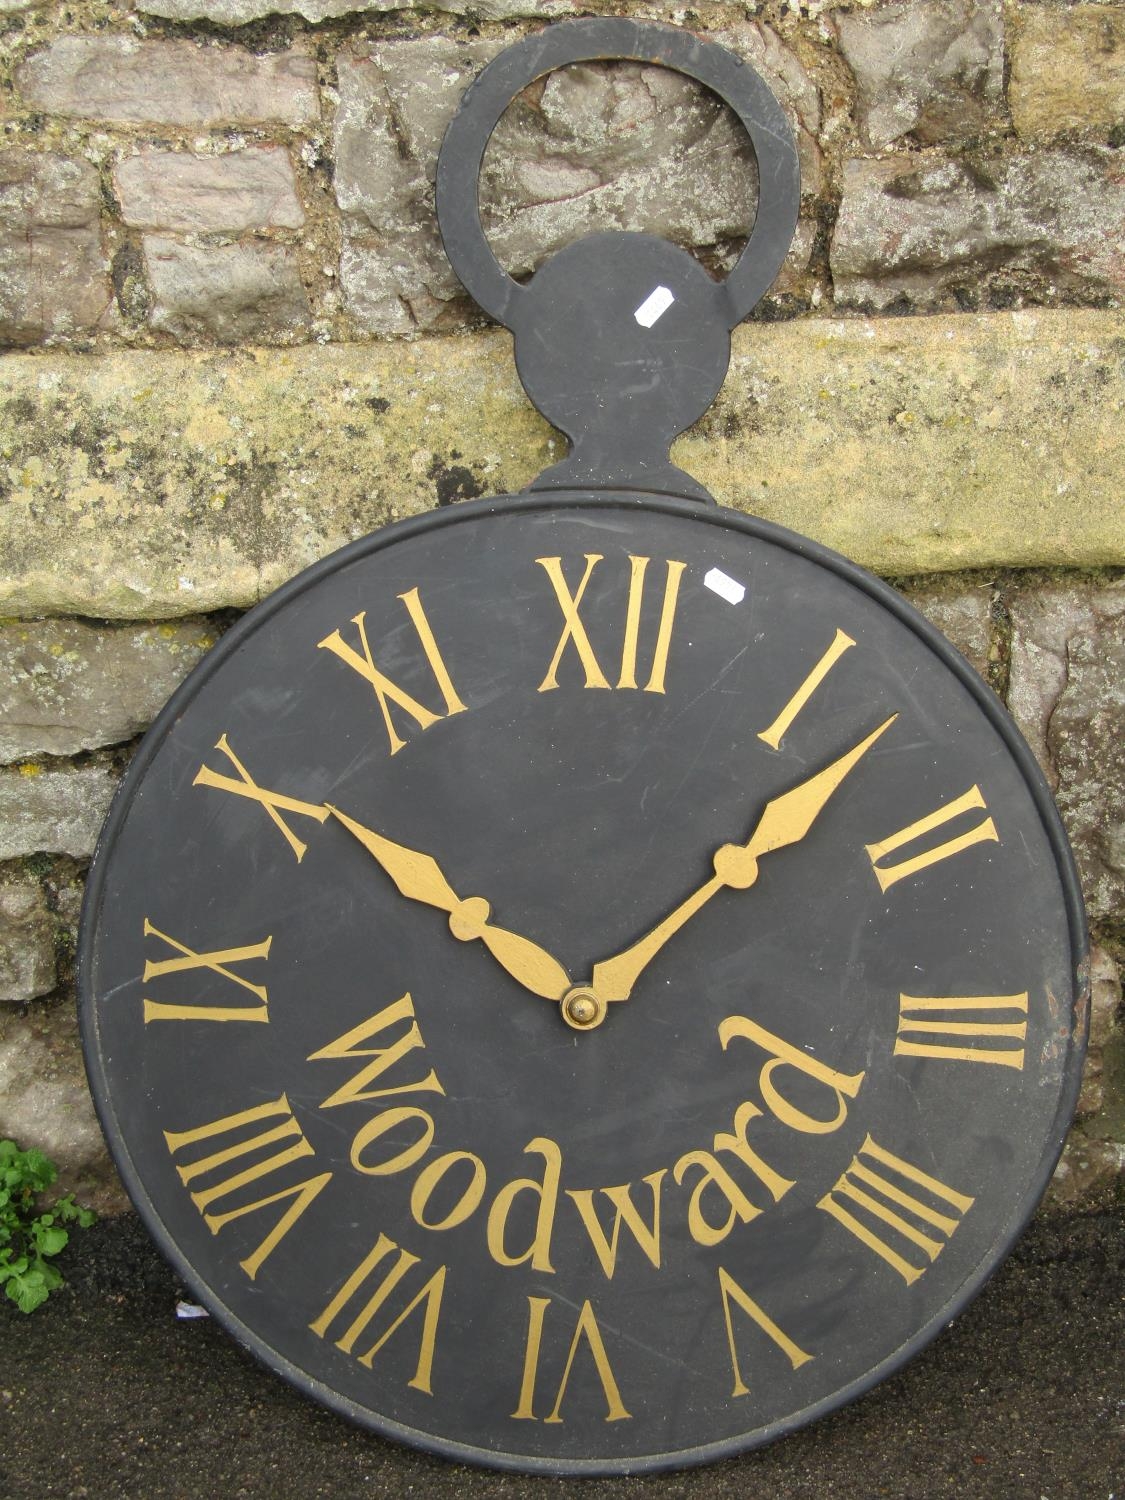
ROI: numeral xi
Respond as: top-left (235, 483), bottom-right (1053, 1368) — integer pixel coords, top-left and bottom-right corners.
top-left (318, 588), bottom-right (466, 755)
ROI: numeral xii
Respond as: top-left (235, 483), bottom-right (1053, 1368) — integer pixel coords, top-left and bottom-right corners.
top-left (537, 554), bottom-right (686, 693)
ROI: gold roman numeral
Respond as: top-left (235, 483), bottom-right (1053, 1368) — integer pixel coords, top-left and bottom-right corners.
top-left (536, 554), bottom-right (686, 693)
top-left (758, 628), bottom-right (856, 750)
top-left (317, 588), bottom-right (467, 755)
top-left (717, 1267), bottom-right (813, 1397)
top-left (309, 1232), bottom-right (447, 1395)
top-left (142, 918), bottom-right (271, 1023)
top-left (163, 1095), bottom-right (332, 1280)
top-left (895, 992), bottom-right (1029, 1069)
top-left (194, 733), bottom-right (329, 862)
top-left (817, 1134), bottom-right (974, 1285)
top-left (511, 1296), bottom-right (631, 1424)
top-left (866, 785), bottom-right (999, 892)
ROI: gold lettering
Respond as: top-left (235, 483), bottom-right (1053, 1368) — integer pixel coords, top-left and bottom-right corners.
top-left (895, 993), bottom-right (1029, 1069)
top-left (193, 734), bottom-right (329, 861)
top-left (486, 1137), bottom-right (562, 1273)
top-left (674, 1101), bottom-right (794, 1247)
top-left (163, 1094), bottom-right (331, 1279)
top-left (310, 1232), bottom-right (446, 1394)
top-left (317, 589), bottom-right (467, 756)
top-left (718, 1267), bottom-right (813, 1397)
top-left (719, 1016), bottom-right (865, 1134)
top-left (511, 1297), bottom-right (630, 1424)
top-left (674, 1151), bottom-right (764, 1247)
top-left (349, 1106), bottom-right (434, 1177)
top-left (818, 1134), bottom-right (974, 1284)
top-left (758, 628), bottom-right (856, 750)
top-left (410, 1151), bottom-right (487, 1232)
top-left (308, 993), bottom-right (444, 1107)
top-left (566, 1171), bottom-right (665, 1279)
top-left (866, 785), bottom-right (999, 893)
top-left (142, 918), bottom-right (271, 1023)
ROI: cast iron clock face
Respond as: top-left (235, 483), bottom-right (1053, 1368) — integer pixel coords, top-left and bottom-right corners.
top-left (80, 494), bottom-right (1086, 1474)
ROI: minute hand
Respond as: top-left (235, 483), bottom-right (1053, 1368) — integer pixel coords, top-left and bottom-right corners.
top-left (326, 805), bottom-right (572, 1001)
top-left (590, 715), bottom-right (897, 1003)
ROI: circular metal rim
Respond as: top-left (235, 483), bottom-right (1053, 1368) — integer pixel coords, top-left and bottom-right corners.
top-left (434, 18), bottom-right (801, 331)
top-left (78, 490), bottom-right (1089, 1477)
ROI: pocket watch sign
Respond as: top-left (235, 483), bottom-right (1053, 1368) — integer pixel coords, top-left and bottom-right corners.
top-left (79, 19), bottom-right (1088, 1476)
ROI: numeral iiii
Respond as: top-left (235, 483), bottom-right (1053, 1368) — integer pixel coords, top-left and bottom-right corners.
top-left (818, 1134), bottom-right (974, 1285)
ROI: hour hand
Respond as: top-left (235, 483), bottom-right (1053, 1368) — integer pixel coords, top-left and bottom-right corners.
top-left (325, 805), bottom-right (571, 1001)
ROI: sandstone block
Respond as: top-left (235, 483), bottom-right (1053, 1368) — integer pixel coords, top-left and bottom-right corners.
top-left (336, 33), bottom-right (816, 334)
top-left (0, 619), bottom-right (215, 763)
top-left (832, 149), bottom-right (1125, 310)
top-left (139, 0), bottom-right (570, 21)
top-left (838, 0), bottom-right (1005, 148)
top-left (1008, 579), bottom-right (1125, 924)
top-left (0, 763), bottom-right (118, 860)
top-left (0, 884), bottom-right (55, 1004)
top-left (0, 313), bottom-right (1120, 620)
top-left (144, 237), bottom-right (311, 344)
top-left (18, 37), bottom-right (318, 128)
top-left (0, 1001), bottom-right (127, 1213)
top-left (114, 147), bottom-right (304, 235)
top-left (1010, 5), bottom-right (1125, 142)
top-left (0, 150), bottom-right (109, 346)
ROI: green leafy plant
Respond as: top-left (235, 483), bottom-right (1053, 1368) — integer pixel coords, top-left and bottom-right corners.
top-left (0, 1139), bottom-right (96, 1313)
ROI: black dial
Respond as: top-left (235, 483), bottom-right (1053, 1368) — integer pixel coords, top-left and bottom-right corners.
top-left (80, 494), bottom-right (1087, 1474)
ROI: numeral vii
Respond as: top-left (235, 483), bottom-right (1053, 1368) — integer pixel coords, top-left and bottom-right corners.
top-left (536, 554), bottom-right (686, 694)
top-left (310, 1232), bottom-right (447, 1395)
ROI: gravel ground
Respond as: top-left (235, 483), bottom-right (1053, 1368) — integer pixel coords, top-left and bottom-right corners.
top-left (1, 1208), bottom-right (1122, 1500)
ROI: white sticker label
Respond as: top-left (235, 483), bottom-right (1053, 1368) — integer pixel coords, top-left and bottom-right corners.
top-left (704, 567), bottom-right (746, 605)
top-left (634, 285), bottom-right (676, 328)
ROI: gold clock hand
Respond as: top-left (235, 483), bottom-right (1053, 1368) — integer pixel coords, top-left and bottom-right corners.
top-left (326, 805), bottom-right (572, 1001)
top-left (590, 715), bottom-right (898, 1003)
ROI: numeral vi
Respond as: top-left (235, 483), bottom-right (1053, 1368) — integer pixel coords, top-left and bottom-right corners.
top-left (536, 554), bottom-right (685, 694)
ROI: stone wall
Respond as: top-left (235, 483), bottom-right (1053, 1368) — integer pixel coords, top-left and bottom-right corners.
top-left (0, 0), bottom-right (1121, 1213)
